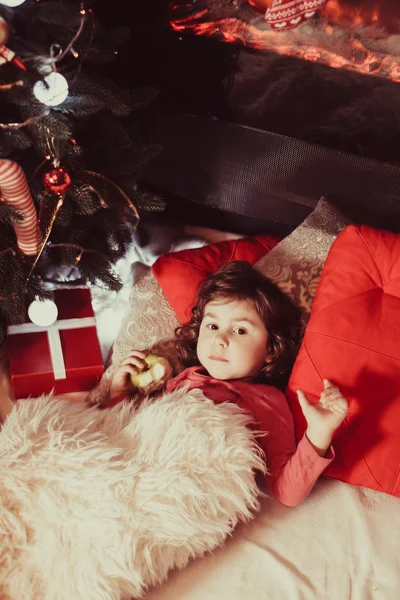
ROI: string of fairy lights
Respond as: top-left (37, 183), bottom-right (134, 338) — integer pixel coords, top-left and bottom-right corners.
top-left (0, 0), bottom-right (92, 124)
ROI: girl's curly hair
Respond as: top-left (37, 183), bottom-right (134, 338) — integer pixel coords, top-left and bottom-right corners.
top-left (175, 261), bottom-right (303, 390)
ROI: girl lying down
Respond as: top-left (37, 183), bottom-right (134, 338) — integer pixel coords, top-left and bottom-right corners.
top-left (97, 261), bottom-right (348, 507)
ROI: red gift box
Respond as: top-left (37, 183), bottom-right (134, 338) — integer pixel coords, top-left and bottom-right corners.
top-left (7, 289), bottom-right (104, 399)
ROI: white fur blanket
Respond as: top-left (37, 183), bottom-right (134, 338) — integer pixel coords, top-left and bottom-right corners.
top-left (0, 389), bottom-right (265, 600)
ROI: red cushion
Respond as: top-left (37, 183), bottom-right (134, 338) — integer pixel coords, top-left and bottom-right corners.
top-left (152, 235), bottom-right (282, 324)
top-left (286, 225), bottom-right (400, 497)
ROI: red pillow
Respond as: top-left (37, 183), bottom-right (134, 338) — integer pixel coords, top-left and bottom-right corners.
top-left (152, 235), bottom-right (282, 324)
top-left (286, 225), bottom-right (400, 498)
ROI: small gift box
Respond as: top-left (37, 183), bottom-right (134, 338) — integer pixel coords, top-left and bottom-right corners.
top-left (8, 289), bottom-right (104, 399)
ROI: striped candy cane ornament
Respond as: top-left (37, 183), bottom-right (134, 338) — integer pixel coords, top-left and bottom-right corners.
top-left (0, 159), bottom-right (39, 255)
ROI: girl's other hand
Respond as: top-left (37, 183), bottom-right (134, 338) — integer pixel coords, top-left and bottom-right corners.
top-left (297, 379), bottom-right (348, 457)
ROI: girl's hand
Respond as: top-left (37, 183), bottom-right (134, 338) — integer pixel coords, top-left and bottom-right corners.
top-left (110, 351), bottom-right (147, 401)
top-left (297, 379), bottom-right (348, 457)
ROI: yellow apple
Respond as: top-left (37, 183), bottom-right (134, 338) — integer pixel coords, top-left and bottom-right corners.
top-left (130, 354), bottom-right (173, 394)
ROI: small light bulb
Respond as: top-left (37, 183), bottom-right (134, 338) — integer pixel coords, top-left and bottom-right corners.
top-left (28, 299), bottom-right (58, 327)
top-left (0, 0), bottom-right (26, 7)
top-left (33, 72), bottom-right (69, 107)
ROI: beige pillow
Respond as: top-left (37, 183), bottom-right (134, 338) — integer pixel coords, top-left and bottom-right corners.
top-left (254, 198), bottom-right (350, 319)
top-left (110, 268), bottom-right (180, 368)
top-left (86, 268), bottom-right (180, 404)
top-left (88, 198), bottom-right (349, 404)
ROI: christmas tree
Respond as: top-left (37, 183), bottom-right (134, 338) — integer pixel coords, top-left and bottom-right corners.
top-left (0, 0), bottom-right (163, 344)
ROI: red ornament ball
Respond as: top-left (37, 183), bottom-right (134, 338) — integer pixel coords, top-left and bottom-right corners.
top-left (42, 166), bottom-right (72, 194)
top-left (0, 16), bottom-right (9, 47)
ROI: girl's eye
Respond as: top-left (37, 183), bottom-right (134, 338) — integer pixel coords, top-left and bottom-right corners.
top-left (207, 323), bottom-right (218, 331)
top-left (234, 328), bottom-right (247, 336)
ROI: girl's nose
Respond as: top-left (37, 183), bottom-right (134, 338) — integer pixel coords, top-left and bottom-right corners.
top-left (214, 332), bottom-right (228, 348)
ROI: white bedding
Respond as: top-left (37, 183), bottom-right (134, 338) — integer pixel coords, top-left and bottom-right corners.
top-left (144, 477), bottom-right (400, 600)
top-left (1, 379), bottom-right (399, 600)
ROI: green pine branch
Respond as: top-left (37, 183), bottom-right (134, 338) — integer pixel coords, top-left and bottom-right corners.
top-left (0, 0), bottom-right (164, 331)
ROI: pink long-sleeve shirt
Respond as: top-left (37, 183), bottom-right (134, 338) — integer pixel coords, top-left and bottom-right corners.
top-left (166, 366), bottom-right (334, 506)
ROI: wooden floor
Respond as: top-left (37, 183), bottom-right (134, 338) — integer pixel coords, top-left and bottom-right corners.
top-left (0, 349), bottom-right (14, 424)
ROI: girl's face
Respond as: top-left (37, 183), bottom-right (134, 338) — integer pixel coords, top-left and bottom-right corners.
top-left (197, 298), bottom-right (269, 381)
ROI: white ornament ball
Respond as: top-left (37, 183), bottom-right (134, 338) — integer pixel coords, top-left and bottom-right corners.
top-left (28, 299), bottom-right (58, 327)
top-left (33, 72), bottom-right (69, 107)
top-left (0, 0), bottom-right (27, 7)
